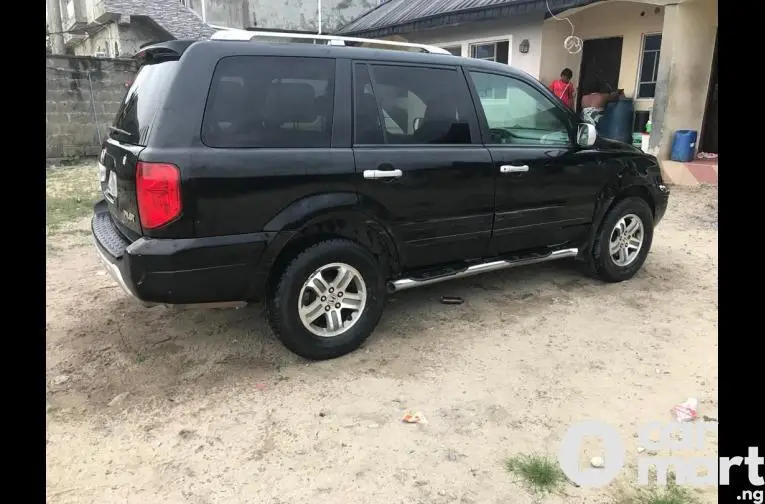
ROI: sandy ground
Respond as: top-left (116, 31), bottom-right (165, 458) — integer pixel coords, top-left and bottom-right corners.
top-left (46, 185), bottom-right (718, 504)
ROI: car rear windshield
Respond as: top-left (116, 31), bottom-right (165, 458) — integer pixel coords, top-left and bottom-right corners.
top-left (110, 60), bottom-right (180, 146)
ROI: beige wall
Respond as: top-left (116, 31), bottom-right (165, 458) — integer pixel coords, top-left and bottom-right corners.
top-left (73, 23), bottom-right (120, 57)
top-left (649, 0), bottom-right (717, 159)
top-left (399, 15), bottom-right (546, 79)
top-left (540, 1), bottom-right (665, 112)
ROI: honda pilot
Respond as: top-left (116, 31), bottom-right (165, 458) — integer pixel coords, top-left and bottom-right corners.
top-left (92, 31), bottom-right (670, 360)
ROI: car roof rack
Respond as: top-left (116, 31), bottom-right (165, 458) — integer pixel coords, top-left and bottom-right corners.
top-left (209, 28), bottom-right (452, 55)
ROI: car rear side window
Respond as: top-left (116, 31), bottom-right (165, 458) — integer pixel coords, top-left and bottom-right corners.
top-left (111, 60), bottom-right (180, 146)
top-left (202, 56), bottom-right (335, 149)
top-left (353, 63), bottom-right (476, 145)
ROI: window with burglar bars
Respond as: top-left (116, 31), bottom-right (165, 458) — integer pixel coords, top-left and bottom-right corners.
top-left (637, 34), bottom-right (662, 99)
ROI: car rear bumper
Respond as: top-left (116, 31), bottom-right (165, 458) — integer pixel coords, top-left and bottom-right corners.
top-left (91, 199), bottom-right (274, 305)
top-left (92, 233), bottom-right (153, 305)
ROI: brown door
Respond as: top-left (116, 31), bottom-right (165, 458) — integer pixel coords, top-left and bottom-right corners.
top-left (700, 30), bottom-right (718, 154)
top-left (576, 37), bottom-right (623, 112)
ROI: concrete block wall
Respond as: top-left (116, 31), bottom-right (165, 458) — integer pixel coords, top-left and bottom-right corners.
top-left (46, 55), bottom-right (137, 159)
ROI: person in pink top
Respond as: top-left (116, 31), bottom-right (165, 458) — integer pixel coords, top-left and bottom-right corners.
top-left (550, 68), bottom-right (575, 110)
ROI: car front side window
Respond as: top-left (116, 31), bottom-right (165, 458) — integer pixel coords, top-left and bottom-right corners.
top-left (469, 71), bottom-right (572, 146)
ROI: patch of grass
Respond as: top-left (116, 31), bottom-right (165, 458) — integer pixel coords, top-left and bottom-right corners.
top-left (61, 228), bottom-right (93, 237)
top-left (46, 164), bottom-right (100, 234)
top-left (504, 453), bottom-right (567, 494)
top-left (616, 485), bottom-right (700, 504)
top-left (615, 471), bottom-right (701, 504)
top-left (46, 196), bottom-right (94, 229)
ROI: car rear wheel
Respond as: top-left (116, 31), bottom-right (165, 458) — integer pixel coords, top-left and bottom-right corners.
top-left (592, 197), bottom-right (654, 283)
top-left (267, 239), bottom-right (387, 360)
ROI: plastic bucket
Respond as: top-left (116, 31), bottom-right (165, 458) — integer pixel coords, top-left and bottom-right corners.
top-left (640, 133), bottom-right (650, 152)
top-left (670, 130), bottom-right (698, 162)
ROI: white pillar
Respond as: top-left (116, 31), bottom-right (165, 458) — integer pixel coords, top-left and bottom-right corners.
top-left (649, 0), bottom-right (717, 160)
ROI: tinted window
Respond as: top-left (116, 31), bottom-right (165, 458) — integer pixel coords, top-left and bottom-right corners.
top-left (202, 56), bottom-right (335, 148)
top-left (354, 64), bottom-right (475, 145)
top-left (469, 72), bottom-right (572, 146)
top-left (111, 60), bottom-right (179, 146)
top-left (354, 65), bottom-right (385, 144)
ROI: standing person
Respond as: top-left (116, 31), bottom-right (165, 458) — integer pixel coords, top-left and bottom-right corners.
top-left (550, 68), bottom-right (575, 110)
top-left (580, 86), bottom-right (623, 127)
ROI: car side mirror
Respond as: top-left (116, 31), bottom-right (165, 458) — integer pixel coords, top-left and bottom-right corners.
top-left (577, 123), bottom-right (597, 147)
top-left (413, 117), bottom-right (423, 130)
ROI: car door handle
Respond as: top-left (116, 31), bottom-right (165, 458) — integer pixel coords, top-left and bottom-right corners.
top-left (500, 164), bottom-right (529, 173)
top-left (363, 169), bottom-right (403, 180)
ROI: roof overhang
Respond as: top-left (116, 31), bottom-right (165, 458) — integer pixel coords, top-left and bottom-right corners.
top-left (336, 0), bottom-right (604, 38)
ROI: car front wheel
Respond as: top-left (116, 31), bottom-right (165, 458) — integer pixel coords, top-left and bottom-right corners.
top-left (267, 239), bottom-right (387, 360)
top-left (592, 197), bottom-right (655, 283)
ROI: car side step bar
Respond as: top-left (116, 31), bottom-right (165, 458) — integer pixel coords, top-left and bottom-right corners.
top-left (387, 248), bottom-right (579, 293)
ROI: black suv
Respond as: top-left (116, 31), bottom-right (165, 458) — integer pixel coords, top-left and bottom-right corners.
top-left (92, 35), bottom-right (669, 360)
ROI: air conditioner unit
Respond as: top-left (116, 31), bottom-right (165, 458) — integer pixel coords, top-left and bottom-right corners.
top-left (94, 51), bottom-right (108, 58)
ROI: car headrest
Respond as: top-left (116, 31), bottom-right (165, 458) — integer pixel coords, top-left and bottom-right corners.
top-left (423, 98), bottom-right (455, 122)
top-left (263, 82), bottom-right (319, 124)
top-left (314, 94), bottom-right (333, 116)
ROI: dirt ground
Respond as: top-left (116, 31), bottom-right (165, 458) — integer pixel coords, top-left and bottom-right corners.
top-left (46, 167), bottom-right (718, 504)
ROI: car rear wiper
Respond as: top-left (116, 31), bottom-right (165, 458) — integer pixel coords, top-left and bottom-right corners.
top-left (108, 125), bottom-right (132, 137)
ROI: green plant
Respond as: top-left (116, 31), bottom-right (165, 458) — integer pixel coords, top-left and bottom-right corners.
top-left (504, 453), bottom-right (567, 494)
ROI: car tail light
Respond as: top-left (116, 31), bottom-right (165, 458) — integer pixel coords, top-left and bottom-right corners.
top-left (136, 162), bottom-right (181, 229)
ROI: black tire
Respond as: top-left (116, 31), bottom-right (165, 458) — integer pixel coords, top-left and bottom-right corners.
top-left (592, 197), bottom-right (654, 283)
top-left (267, 239), bottom-right (387, 360)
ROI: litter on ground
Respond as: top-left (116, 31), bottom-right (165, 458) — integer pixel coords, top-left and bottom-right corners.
top-left (671, 397), bottom-right (699, 422)
top-left (402, 412), bottom-right (427, 424)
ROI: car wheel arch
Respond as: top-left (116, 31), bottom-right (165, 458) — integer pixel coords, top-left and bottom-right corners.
top-left (264, 209), bottom-right (402, 299)
top-left (580, 183), bottom-right (656, 264)
top-left (611, 184), bottom-right (655, 217)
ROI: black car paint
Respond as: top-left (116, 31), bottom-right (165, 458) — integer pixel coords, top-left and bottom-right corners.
top-left (92, 40), bottom-right (669, 305)
top-left (459, 66), bottom-right (601, 255)
top-left (354, 146), bottom-right (497, 268)
top-left (100, 139), bottom-right (144, 238)
top-left (351, 61), bottom-right (496, 269)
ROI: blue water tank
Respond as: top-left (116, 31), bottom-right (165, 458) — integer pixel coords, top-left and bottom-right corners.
top-left (599, 98), bottom-right (634, 144)
top-left (671, 130), bottom-right (698, 162)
